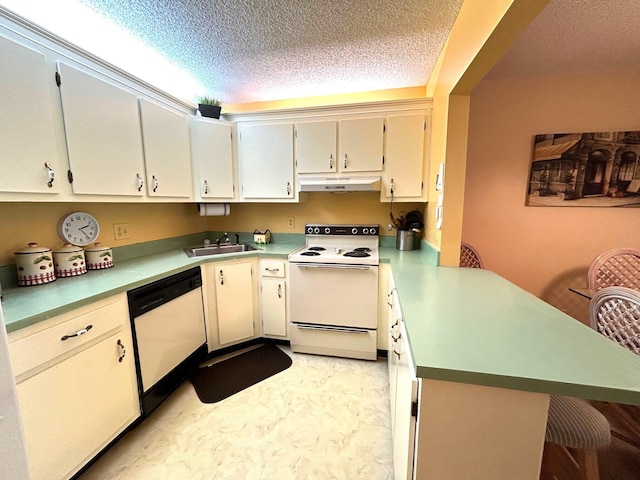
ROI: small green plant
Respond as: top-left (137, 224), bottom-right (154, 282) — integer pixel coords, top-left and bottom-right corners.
top-left (197, 96), bottom-right (222, 106)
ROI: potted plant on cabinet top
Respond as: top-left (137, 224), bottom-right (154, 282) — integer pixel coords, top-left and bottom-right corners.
top-left (197, 96), bottom-right (222, 119)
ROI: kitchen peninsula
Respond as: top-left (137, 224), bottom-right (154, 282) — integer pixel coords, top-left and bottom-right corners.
top-left (4, 238), bottom-right (640, 480)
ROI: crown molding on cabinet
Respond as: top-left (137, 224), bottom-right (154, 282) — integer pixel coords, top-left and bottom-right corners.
top-left (222, 98), bottom-right (433, 123)
top-left (0, 6), bottom-right (195, 114)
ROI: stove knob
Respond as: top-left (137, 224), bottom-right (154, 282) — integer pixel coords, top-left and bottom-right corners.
top-left (324, 227), bottom-right (330, 234)
top-left (371, 228), bottom-right (377, 234)
top-left (363, 228), bottom-right (369, 234)
top-left (307, 226), bottom-right (313, 234)
top-left (352, 227), bottom-right (358, 234)
top-left (313, 227), bottom-right (320, 234)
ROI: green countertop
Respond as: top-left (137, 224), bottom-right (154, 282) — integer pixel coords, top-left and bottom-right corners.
top-left (1, 242), bottom-right (297, 333)
top-left (382, 248), bottom-right (640, 406)
top-left (3, 243), bottom-right (640, 406)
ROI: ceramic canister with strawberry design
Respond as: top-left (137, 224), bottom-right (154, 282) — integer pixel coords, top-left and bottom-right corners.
top-left (53, 243), bottom-right (87, 278)
top-left (14, 243), bottom-right (56, 286)
top-left (85, 242), bottom-right (114, 270)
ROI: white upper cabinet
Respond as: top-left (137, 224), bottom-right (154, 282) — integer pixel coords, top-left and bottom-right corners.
top-left (295, 121), bottom-right (338, 173)
top-left (139, 99), bottom-right (192, 199)
top-left (383, 113), bottom-right (426, 199)
top-left (57, 62), bottom-right (146, 196)
top-left (339, 117), bottom-right (384, 172)
top-left (0, 35), bottom-right (64, 195)
top-left (238, 123), bottom-right (295, 201)
top-left (190, 117), bottom-right (235, 200)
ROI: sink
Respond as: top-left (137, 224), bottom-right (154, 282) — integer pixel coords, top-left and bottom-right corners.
top-left (183, 243), bottom-right (260, 257)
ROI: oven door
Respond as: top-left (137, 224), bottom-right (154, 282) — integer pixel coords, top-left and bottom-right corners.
top-left (289, 262), bottom-right (378, 329)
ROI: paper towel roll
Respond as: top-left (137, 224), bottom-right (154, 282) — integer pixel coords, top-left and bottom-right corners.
top-left (197, 203), bottom-right (230, 216)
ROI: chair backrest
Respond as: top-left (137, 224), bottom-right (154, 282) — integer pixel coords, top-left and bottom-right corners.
top-left (460, 243), bottom-right (483, 269)
top-left (589, 286), bottom-right (640, 356)
top-left (587, 248), bottom-right (640, 291)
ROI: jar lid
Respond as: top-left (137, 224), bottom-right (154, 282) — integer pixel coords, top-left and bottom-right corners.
top-left (14, 242), bottom-right (51, 254)
top-left (84, 242), bottom-right (111, 252)
top-left (53, 243), bottom-right (84, 254)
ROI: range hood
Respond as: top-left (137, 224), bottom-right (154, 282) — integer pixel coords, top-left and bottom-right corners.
top-left (298, 176), bottom-right (381, 192)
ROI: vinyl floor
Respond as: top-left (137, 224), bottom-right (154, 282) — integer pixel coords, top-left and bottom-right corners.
top-left (79, 346), bottom-right (394, 480)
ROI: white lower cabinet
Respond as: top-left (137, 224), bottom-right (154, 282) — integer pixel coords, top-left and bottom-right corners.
top-left (388, 276), bottom-right (418, 480)
top-left (260, 259), bottom-right (288, 338)
top-left (8, 294), bottom-right (139, 480)
top-left (203, 260), bottom-right (259, 350)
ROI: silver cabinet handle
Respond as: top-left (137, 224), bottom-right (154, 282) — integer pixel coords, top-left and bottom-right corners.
top-left (294, 323), bottom-right (369, 334)
top-left (136, 173), bottom-right (144, 191)
top-left (61, 324), bottom-right (93, 341)
top-left (344, 154), bottom-right (348, 169)
top-left (295, 263), bottom-right (370, 270)
top-left (387, 291), bottom-right (394, 307)
top-left (329, 154), bottom-right (334, 169)
top-left (389, 178), bottom-right (395, 196)
top-left (203, 180), bottom-right (209, 195)
top-left (152, 175), bottom-right (159, 192)
top-left (265, 267), bottom-right (280, 273)
top-left (286, 182), bottom-right (291, 195)
top-left (219, 269), bottom-right (224, 285)
top-left (277, 283), bottom-right (282, 299)
top-left (117, 339), bottom-right (126, 362)
top-left (44, 162), bottom-right (55, 188)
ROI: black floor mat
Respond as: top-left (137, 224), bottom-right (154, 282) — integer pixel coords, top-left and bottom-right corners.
top-left (190, 343), bottom-right (292, 403)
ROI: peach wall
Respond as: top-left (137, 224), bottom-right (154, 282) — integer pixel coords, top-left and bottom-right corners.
top-left (463, 69), bottom-right (640, 323)
top-left (0, 203), bottom-right (208, 266)
top-left (0, 195), bottom-right (424, 266)
top-left (206, 193), bottom-right (424, 238)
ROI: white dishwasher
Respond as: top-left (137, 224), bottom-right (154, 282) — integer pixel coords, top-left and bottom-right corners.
top-left (128, 266), bottom-right (207, 416)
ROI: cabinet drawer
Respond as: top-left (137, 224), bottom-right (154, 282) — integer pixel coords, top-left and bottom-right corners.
top-left (261, 260), bottom-right (285, 277)
top-left (9, 294), bottom-right (129, 378)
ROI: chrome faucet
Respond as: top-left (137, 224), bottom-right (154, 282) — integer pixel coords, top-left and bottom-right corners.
top-left (234, 233), bottom-right (240, 244)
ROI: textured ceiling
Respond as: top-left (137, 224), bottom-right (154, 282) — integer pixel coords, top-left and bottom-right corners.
top-left (76, 0), bottom-right (464, 104)
top-left (487, 0), bottom-right (640, 79)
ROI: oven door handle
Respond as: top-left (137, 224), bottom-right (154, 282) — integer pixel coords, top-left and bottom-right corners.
top-left (293, 323), bottom-right (370, 334)
top-left (293, 263), bottom-right (371, 270)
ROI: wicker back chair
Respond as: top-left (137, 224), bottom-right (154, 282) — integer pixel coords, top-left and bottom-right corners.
top-left (588, 286), bottom-right (640, 452)
top-left (459, 243), bottom-right (483, 268)
top-left (587, 248), bottom-right (640, 292)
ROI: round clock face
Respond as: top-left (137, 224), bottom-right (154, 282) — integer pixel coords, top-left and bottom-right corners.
top-left (57, 212), bottom-right (100, 246)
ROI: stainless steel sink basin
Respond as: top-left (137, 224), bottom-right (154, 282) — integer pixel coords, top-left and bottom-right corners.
top-left (183, 243), bottom-right (260, 257)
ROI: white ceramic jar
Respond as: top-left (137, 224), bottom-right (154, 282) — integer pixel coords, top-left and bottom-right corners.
top-left (53, 244), bottom-right (87, 277)
top-left (85, 242), bottom-right (114, 270)
top-left (14, 243), bottom-right (56, 286)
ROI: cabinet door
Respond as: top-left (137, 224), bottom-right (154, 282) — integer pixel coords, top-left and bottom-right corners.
top-left (238, 123), bottom-right (294, 199)
top-left (261, 278), bottom-right (287, 337)
top-left (58, 62), bottom-right (146, 196)
top-left (393, 322), bottom-right (418, 480)
top-left (190, 117), bottom-right (235, 199)
top-left (139, 99), bottom-right (192, 198)
top-left (339, 117), bottom-right (384, 172)
top-left (295, 121), bottom-right (337, 173)
top-left (384, 114), bottom-right (425, 198)
top-left (17, 331), bottom-right (139, 480)
top-left (0, 35), bottom-right (63, 195)
top-left (216, 262), bottom-right (255, 344)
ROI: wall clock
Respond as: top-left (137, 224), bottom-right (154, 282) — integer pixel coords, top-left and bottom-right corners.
top-left (57, 211), bottom-right (100, 246)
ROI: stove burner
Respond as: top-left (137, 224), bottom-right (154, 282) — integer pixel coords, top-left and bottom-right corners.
top-left (354, 247), bottom-right (371, 252)
top-left (300, 251), bottom-right (321, 256)
top-left (308, 246), bottom-right (326, 251)
top-left (344, 251), bottom-right (371, 258)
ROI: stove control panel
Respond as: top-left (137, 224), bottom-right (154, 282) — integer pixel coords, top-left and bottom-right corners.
top-left (305, 224), bottom-right (379, 236)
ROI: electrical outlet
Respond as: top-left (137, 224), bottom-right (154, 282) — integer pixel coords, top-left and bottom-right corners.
top-left (113, 223), bottom-right (130, 240)
top-left (287, 216), bottom-right (295, 229)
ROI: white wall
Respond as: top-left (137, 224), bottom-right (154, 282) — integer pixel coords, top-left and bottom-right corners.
top-left (0, 304), bottom-right (30, 480)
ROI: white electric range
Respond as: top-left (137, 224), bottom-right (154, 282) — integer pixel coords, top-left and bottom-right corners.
top-left (288, 224), bottom-right (379, 360)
